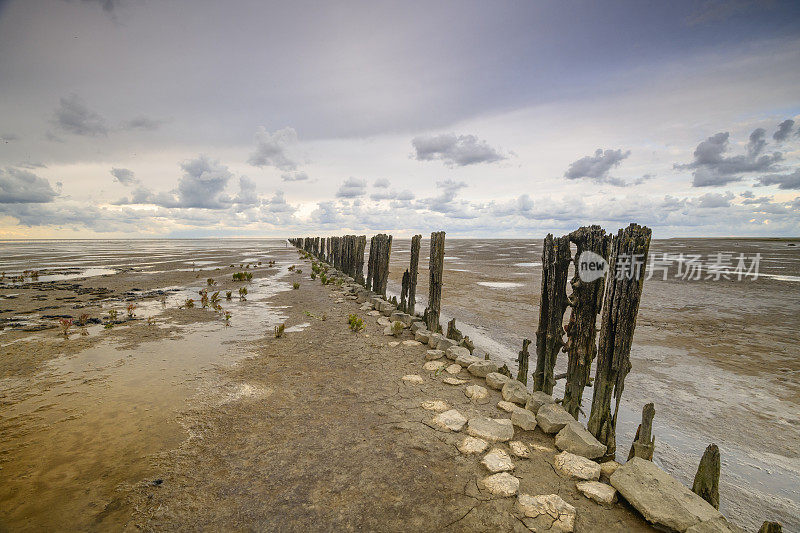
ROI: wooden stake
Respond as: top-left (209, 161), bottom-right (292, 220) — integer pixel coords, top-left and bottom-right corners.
top-left (692, 444), bottom-right (720, 510)
top-left (517, 339), bottom-right (531, 385)
top-left (408, 234), bottom-right (421, 316)
top-left (627, 403), bottom-right (655, 461)
top-left (425, 231), bottom-right (445, 333)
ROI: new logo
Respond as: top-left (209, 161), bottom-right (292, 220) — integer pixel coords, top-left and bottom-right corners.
top-left (577, 251), bottom-right (608, 283)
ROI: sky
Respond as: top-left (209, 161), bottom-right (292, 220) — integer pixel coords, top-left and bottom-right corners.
top-left (1, 0), bottom-right (799, 239)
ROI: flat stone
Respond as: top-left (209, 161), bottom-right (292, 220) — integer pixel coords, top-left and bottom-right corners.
top-left (421, 400), bottom-right (449, 412)
top-left (388, 341), bottom-right (399, 347)
top-left (610, 457), bottom-right (724, 532)
top-left (509, 441), bottom-right (530, 458)
top-left (531, 442), bottom-right (557, 454)
top-left (481, 448), bottom-right (515, 473)
top-left (432, 409), bottom-right (468, 432)
top-left (516, 493), bottom-right (576, 533)
top-left (446, 345), bottom-right (471, 360)
top-left (359, 303), bottom-right (372, 311)
top-left (525, 391), bottom-right (555, 414)
top-left (383, 326), bottom-right (395, 336)
top-left (436, 337), bottom-right (457, 351)
top-left (537, 403), bottom-right (575, 434)
top-left (410, 321), bottom-right (424, 333)
top-left (367, 310), bottom-right (381, 316)
top-left (685, 517), bottom-right (741, 533)
top-left (480, 472), bottom-right (519, 497)
top-left (415, 330), bottom-right (431, 343)
top-left (555, 421), bottom-right (606, 459)
top-left (511, 409), bottom-right (537, 431)
top-left (377, 316), bottom-right (391, 327)
top-left (402, 339), bottom-right (421, 346)
top-left (427, 332), bottom-right (443, 348)
top-left (465, 385), bottom-right (488, 400)
top-left (425, 349), bottom-right (444, 360)
top-left (401, 374), bottom-right (424, 384)
top-left (423, 360), bottom-right (446, 371)
top-left (442, 377), bottom-right (468, 385)
top-left (466, 417), bottom-right (514, 442)
top-left (497, 401), bottom-right (521, 413)
top-left (554, 451), bottom-right (601, 481)
top-left (458, 436), bottom-right (489, 455)
top-left (485, 372), bottom-right (511, 390)
top-left (455, 353), bottom-right (481, 367)
top-left (600, 460), bottom-right (621, 482)
top-left (468, 360), bottom-right (498, 377)
top-left (576, 481), bottom-right (617, 504)
top-left (391, 311), bottom-right (412, 325)
top-left (501, 380), bottom-right (530, 405)
top-left (445, 363), bottom-right (462, 374)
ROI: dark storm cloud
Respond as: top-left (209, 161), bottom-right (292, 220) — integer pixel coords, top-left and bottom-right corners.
top-left (772, 119), bottom-right (795, 142)
top-left (52, 94), bottom-right (108, 136)
top-left (412, 134), bottom-right (506, 167)
top-left (676, 130), bottom-right (783, 186)
top-left (757, 168), bottom-right (800, 189)
top-left (247, 127), bottom-right (298, 171)
top-left (0, 168), bottom-right (58, 204)
top-left (122, 116), bottom-right (164, 131)
top-left (335, 178), bottom-right (366, 198)
top-left (281, 172), bottom-right (309, 182)
top-left (110, 167), bottom-right (137, 185)
top-left (563, 148), bottom-right (632, 185)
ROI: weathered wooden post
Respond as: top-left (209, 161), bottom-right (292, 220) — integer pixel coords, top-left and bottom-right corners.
top-left (692, 444), bottom-right (720, 510)
top-left (400, 270), bottom-right (410, 311)
top-left (533, 234), bottom-right (570, 394)
top-left (587, 223), bottom-right (651, 457)
top-left (366, 236), bottom-right (376, 291)
top-left (320, 237), bottom-right (325, 261)
top-left (355, 235), bottom-right (366, 285)
top-left (517, 339), bottom-right (531, 385)
top-left (407, 234), bottom-right (421, 316)
top-left (425, 231), bottom-right (445, 333)
top-left (371, 234), bottom-right (392, 297)
top-left (446, 318), bottom-right (462, 342)
top-left (759, 522), bottom-right (783, 533)
top-left (563, 226), bottom-right (611, 418)
top-left (627, 402), bottom-right (655, 461)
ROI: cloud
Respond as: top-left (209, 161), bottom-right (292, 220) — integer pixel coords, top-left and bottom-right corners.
top-left (417, 179), bottom-right (475, 217)
top-left (373, 178), bottom-right (391, 188)
top-left (772, 119), bottom-right (795, 142)
top-left (122, 116), bottom-right (164, 131)
top-left (0, 168), bottom-right (59, 204)
top-left (412, 133), bottom-right (506, 167)
top-left (310, 201), bottom-right (344, 225)
top-left (370, 188), bottom-right (415, 201)
top-left (281, 171), bottom-right (309, 182)
top-left (110, 167), bottom-right (137, 186)
top-left (1, 134), bottom-right (19, 143)
top-left (335, 177), bottom-right (366, 198)
top-left (247, 126), bottom-right (298, 170)
top-left (233, 176), bottom-right (259, 207)
top-left (563, 148), bottom-right (632, 185)
top-left (757, 168), bottom-right (800, 190)
top-left (694, 191), bottom-right (734, 208)
top-left (52, 94), bottom-right (108, 136)
top-left (17, 161), bottom-right (47, 169)
top-left (676, 130), bottom-right (784, 186)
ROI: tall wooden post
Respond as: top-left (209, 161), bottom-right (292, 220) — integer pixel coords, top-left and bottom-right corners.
top-left (355, 235), bottom-right (366, 286)
top-left (563, 225), bottom-right (611, 419)
top-left (371, 234), bottom-right (392, 297)
top-left (533, 234), bottom-right (570, 394)
top-left (692, 444), bottom-right (720, 510)
top-left (407, 234), bottom-right (421, 316)
top-left (587, 223), bottom-right (651, 457)
top-left (366, 236), bottom-right (376, 291)
top-left (400, 270), bottom-right (410, 311)
top-left (517, 339), bottom-right (531, 385)
top-left (425, 231), bottom-right (445, 333)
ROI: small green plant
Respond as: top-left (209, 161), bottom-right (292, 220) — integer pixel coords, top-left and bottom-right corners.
top-left (210, 291), bottom-right (221, 305)
top-left (239, 287), bottom-right (248, 301)
top-left (288, 265), bottom-right (295, 271)
top-left (295, 269), bottom-right (302, 275)
top-left (292, 282), bottom-right (300, 290)
top-left (59, 318), bottom-right (73, 337)
top-left (147, 317), bottom-right (157, 326)
top-left (104, 323), bottom-right (114, 329)
top-left (224, 311), bottom-right (232, 326)
top-left (207, 278), bottom-right (216, 286)
top-left (232, 272), bottom-right (253, 282)
top-left (274, 323), bottom-right (285, 338)
top-left (225, 290), bottom-right (232, 300)
top-left (320, 273), bottom-right (328, 285)
top-left (199, 289), bottom-right (209, 308)
top-left (108, 309), bottom-right (118, 321)
top-left (184, 298), bottom-right (195, 309)
top-left (127, 303), bottom-right (137, 318)
top-left (77, 313), bottom-right (90, 326)
top-left (348, 314), bottom-right (364, 332)
top-left (391, 321), bottom-right (404, 337)
top-left (311, 272), bottom-right (316, 280)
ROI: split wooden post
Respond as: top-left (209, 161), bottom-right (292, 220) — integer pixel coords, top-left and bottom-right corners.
top-left (400, 270), bottom-right (410, 311)
top-left (407, 234), bottom-right (421, 316)
top-left (366, 236), bottom-right (376, 290)
top-left (692, 444), bottom-right (720, 510)
top-left (425, 231), bottom-right (445, 333)
top-left (587, 223), bottom-right (651, 457)
top-left (355, 235), bottom-right (366, 286)
top-left (563, 225), bottom-right (611, 419)
top-left (517, 339), bottom-right (531, 385)
top-left (533, 234), bottom-right (571, 394)
top-left (627, 402), bottom-right (655, 461)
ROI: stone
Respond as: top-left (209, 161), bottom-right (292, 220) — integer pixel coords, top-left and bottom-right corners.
top-left (458, 436), bottom-right (489, 455)
top-left (509, 441), bottom-right (530, 458)
top-left (359, 303), bottom-right (372, 311)
top-left (553, 451), bottom-right (601, 481)
top-left (497, 401), bottom-right (521, 413)
top-left (425, 349), bottom-right (444, 360)
top-left (525, 391), bottom-right (555, 414)
top-left (511, 409), bottom-right (537, 431)
top-left (555, 421), bottom-right (606, 459)
top-left (401, 374), bottom-right (424, 384)
top-left (466, 417), bottom-right (514, 442)
top-left (446, 345), bottom-right (471, 360)
top-left (367, 310), bottom-right (381, 317)
top-left (537, 403), bottom-right (575, 434)
top-left (427, 332), bottom-right (443, 348)
top-left (436, 337), bottom-right (457, 351)
top-left (383, 326), bottom-right (395, 336)
top-left (481, 448), bottom-right (515, 473)
top-left (501, 380), bottom-right (530, 405)
top-left (516, 494), bottom-right (576, 533)
top-left (442, 377), bottom-right (468, 385)
top-left (423, 360), bottom-right (446, 371)
top-left (685, 517), bottom-right (741, 533)
top-left (468, 360), bottom-right (498, 377)
top-left (465, 385), bottom-right (488, 400)
top-left (610, 457), bottom-right (724, 532)
top-left (455, 353), bottom-right (481, 367)
top-left (415, 330), bottom-right (431, 343)
top-left (421, 400), bottom-right (449, 412)
top-left (388, 341), bottom-right (399, 347)
top-left (389, 311), bottom-right (403, 322)
top-left (402, 339), bottom-right (421, 346)
top-left (445, 363), bottom-right (462, 374)
top-left (432, 409), bottom-right (467, 432)
top-left (485, 372), bottom-right (511, 390)
top-left (392, 312), bottom-right (413, 325)
top-left (480, 472), bottom-right (519, 497)
top-left (531, 442), bottom-right (557, 454)
top-left (600, 461), bottom-right (621, 482)
top-left (576, 481), bottom-right (617, 504)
